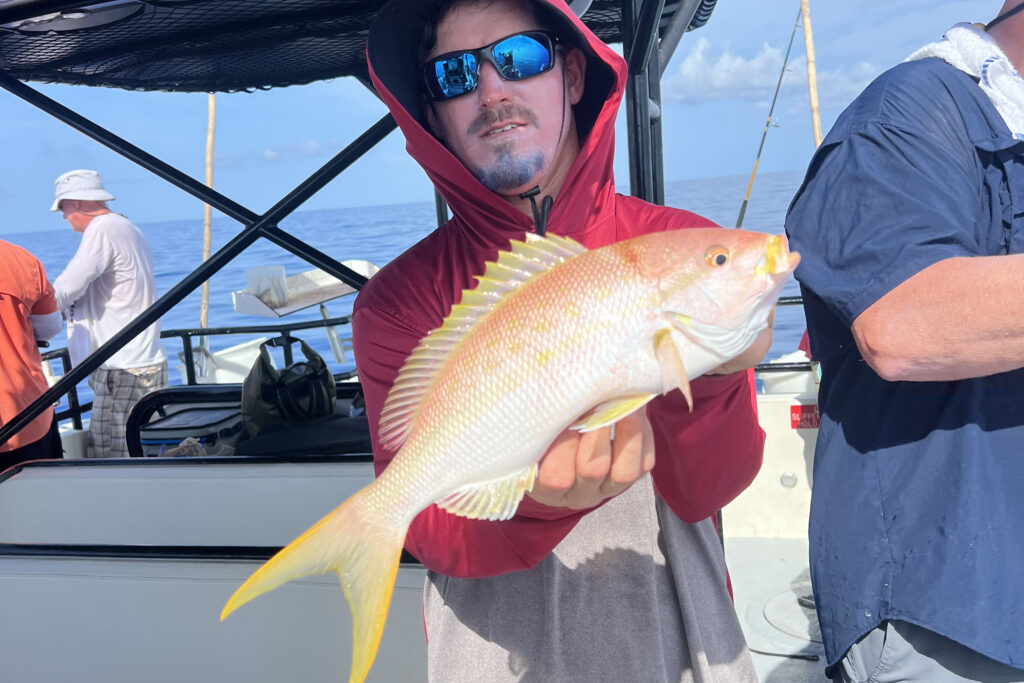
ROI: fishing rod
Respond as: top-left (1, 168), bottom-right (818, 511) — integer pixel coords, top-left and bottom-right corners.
top-left (735, 7), bottom-right (801, 228)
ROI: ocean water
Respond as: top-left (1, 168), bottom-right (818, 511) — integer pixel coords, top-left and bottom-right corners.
top-left (6, 169), bottom-right (807, 413)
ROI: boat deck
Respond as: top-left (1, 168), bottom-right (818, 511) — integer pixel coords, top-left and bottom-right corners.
top-left (724, 391), bottom-right (827, 682)
top-left (727, 536), bottom-right (827, 682)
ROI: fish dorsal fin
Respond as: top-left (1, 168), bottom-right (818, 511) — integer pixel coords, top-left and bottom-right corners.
top-left (571, 393), bottom-right (658, 432)
top-left (378, 234), bottom-right (587, 451)
top-left (438, 463), bottom-right (539, 521)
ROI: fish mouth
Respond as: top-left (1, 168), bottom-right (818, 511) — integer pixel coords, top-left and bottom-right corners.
top-left (756, 234), bottom-right (800, 276)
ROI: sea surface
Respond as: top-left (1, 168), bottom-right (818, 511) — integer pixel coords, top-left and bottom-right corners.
top-left (7, 170), bottom-right (807, 415)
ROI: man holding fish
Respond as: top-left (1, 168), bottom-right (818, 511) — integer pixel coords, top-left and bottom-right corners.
top-left (787, 2), bottom-right (1024, 681)
top-left (221, 1), bottom-right (799, 681)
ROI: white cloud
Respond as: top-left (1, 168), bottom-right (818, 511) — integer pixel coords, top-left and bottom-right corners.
top-left (810, 59), bottom-right (882, 111)
top-left (662, 37), bottom-right (882, 110)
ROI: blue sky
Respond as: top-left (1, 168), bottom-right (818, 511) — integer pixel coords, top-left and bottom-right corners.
top-left (0, 0), bottom-right (990, 234)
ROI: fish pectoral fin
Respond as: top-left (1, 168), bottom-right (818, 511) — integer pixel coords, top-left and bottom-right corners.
top-left (221, 486), bottom-right (405, 683)
top-left (654, 328), bottom-right (693, 412)
top-left (570, 393), bottom-right (658, 432)
top-left (438, 463), bottom-right (539, 521)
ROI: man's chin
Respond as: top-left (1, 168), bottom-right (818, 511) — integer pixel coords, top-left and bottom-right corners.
top-left (475, 152), bottom-right (546, 195)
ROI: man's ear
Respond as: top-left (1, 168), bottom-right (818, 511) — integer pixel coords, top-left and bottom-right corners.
top-left (423, 98), bottom-right (445, 142)
top-left (564, 47), bottom-right (586, 106)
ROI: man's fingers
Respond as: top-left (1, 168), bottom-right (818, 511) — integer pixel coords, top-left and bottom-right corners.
top-left (605, 411), bottom-right (651, 494)
top-left (537, 429), bottom-right (583, 492)
top-left (640, 414), bottom-right (656, 473)
top-left (608, 411), bottom-right (644, 483)
top-left (528, 429), bottom-right (587, 507)
top-left (529, 410), bottom-right (655, 509)
top-left (575, 425), bottom-right (612, 483)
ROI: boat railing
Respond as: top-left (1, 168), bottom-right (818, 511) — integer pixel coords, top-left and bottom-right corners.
top-left (162, 315), bottom-right (356, 386)
top-left (19, 316), bottom-right (354, 439)
top-left (753, 296), bottom-right (813, 375)
top-left (39, 346), bottom-right (90, 430)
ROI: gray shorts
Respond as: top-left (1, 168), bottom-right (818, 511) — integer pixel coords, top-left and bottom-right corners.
top-left (836, 620), bottom-right (1024, 683)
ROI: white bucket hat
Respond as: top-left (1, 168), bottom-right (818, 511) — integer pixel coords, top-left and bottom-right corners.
top-left (50, 169), bottom-right (115, 211)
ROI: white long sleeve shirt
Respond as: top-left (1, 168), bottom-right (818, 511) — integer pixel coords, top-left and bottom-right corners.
top-left (30, 310), bottom-right (64, 341)
top-left (53, 213), bottom-right (166, 370)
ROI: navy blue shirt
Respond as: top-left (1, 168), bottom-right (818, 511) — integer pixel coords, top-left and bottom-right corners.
top-left (786, 57), bottom-right (1024, 670)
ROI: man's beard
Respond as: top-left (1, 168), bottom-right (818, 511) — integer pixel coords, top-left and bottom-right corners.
top-left (467, 104), bottom-right (546, 193)
top-left (475, 146), bottom-right (546, 193)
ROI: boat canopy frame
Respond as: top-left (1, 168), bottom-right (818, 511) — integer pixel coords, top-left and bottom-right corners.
top-left (0, 0), bottom-right (719, 447)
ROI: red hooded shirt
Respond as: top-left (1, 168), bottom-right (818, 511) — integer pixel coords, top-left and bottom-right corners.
top-left (354, 0), bottom-right (764, 577)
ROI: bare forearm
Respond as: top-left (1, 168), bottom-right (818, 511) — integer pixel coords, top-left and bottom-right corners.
top-left (853, 254), bottom-right (1024, 381)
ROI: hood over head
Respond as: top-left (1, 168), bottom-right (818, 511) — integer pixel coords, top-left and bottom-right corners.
top-left (367, 0), bottom-right (626, 234)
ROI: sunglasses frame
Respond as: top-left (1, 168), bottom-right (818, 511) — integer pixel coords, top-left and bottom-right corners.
top-left (421, 30), bottom-right (559, 101)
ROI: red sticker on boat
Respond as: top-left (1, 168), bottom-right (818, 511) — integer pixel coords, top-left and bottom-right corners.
top-left (790, 404), bottom-right (820, 429)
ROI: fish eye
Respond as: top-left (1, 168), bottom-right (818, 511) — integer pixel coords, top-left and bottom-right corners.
top-left (705, 247), bottom-right (729, 267)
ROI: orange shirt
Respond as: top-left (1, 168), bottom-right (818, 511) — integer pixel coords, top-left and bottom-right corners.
top-left (0, 240), bottom-right (57, 451)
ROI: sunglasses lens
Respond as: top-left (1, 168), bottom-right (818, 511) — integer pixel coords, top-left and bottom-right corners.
top-left (431, 52), bottom-right (479, 99)
top-left (492, 34), bottom-right (552, 81)
top-left (424, 32), bottom-right (554, 100)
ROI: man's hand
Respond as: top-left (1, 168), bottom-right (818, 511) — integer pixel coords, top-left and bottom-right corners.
top-left (526, 409), bottom-right (656, 509)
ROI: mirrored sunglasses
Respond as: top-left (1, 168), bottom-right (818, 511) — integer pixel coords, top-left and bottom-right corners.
top-left (422, 31), bottom-right (558, 101)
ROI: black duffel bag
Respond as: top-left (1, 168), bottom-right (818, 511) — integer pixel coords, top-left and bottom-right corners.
top-left (240, 338), bottom-right (337, 439)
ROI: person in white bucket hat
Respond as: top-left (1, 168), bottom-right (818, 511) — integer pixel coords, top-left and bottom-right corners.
top-left (49, 169), bottom-right (115, 212)
top-left (51, 169), bottom-right (167, 459)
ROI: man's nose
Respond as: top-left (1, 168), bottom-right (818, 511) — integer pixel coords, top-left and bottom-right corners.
top-left (476, 61), bottom-right (513, 106)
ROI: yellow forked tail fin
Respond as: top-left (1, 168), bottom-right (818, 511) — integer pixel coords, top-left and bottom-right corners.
top-left (220, 488), bottom-right (406, 683)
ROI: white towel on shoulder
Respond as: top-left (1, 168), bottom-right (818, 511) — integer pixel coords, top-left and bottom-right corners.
top-left (907, 22), bottom-right (1024, 138)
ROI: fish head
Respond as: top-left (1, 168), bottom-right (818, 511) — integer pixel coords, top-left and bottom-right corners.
top-left (649, 228), bottom-right (800, 366)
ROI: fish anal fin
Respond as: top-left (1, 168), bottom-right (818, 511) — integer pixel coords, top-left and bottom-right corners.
top-left (438, 464), bottom-right (538, 521)
top-left (571, 393), bottom-right (658, 432)
top-left (654, 328), bottom-right (693, 411)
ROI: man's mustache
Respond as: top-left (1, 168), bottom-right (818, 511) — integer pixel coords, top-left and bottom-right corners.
top-left (468, 105), bottom-right (539, 136)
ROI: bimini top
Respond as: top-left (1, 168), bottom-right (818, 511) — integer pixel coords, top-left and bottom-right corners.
top-left (0, 0), bottom-right (717, 93)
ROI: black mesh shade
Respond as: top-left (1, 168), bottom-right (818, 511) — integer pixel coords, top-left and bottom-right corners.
top-left (0, 0), bottom-right (717, 92)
